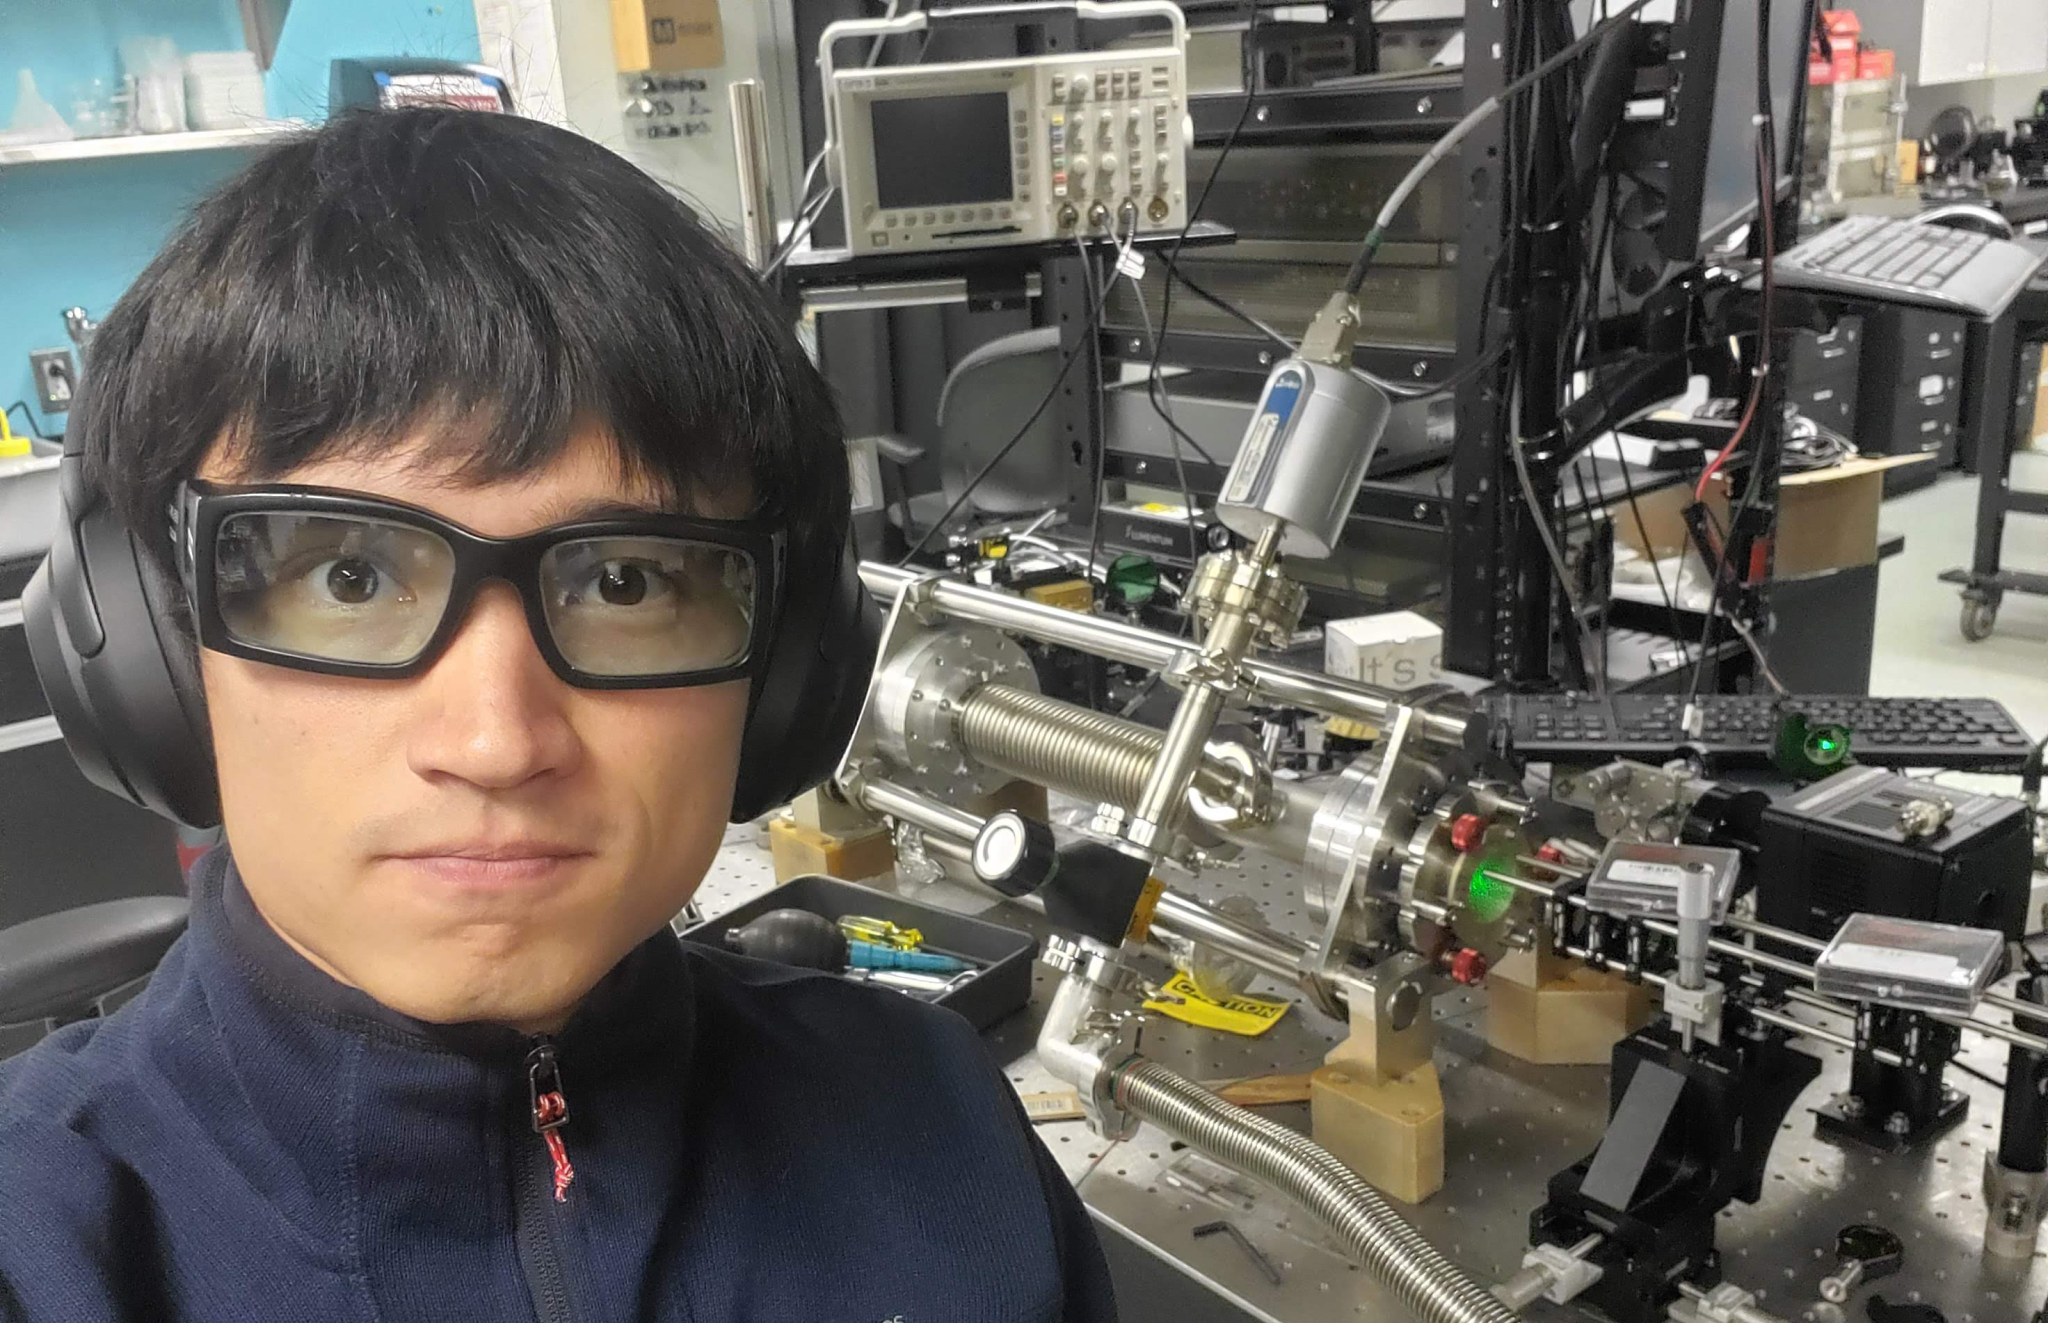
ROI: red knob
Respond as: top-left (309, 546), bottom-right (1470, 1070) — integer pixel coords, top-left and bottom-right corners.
top-left (1535, 844), bottom-right (1565, 864)
top-left (1447, 948), bottom-right (1489, 986)
top-left (1450, 813), bottom-right (1487, 853)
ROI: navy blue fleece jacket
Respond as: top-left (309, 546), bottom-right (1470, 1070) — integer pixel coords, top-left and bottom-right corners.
top-left (0, 851), bottom-right (1115, 1321)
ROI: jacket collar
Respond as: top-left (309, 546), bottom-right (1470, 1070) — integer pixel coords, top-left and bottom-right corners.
top-left (205, 846), bottom-right (696, 1065)
top-left (160, 849), bottom-right (698, 1257)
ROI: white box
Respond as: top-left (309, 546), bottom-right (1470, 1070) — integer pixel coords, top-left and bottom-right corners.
top-left (1323, 611), bottom-right (1443, 691)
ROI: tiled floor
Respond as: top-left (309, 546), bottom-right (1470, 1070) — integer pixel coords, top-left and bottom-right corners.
top-left (1869, 455), bottom-right (2048, 741)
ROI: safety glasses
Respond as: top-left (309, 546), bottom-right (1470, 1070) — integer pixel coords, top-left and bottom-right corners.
top-left (174, 481), bottom-right (782, 689)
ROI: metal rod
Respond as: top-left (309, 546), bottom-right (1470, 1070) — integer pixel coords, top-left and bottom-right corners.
top-left (1723, 913), bottom-right (1825, 952)
top-left (1720, 913), bottom-right (2042, 1024)
top-left (1564, 941), bottom-right (1909, 1065)
top-left (922, 833), bottom-right (973, 866)
top-left (1747, 1004), bottom-right (1862, 1056)
top-left (728, 79), bottom-right (776, 270)
top-left (1129, 687), bottom-right (1226, 852)
top-left (858, 776), bottom-right (1310, 987)
top-left (1485, 871), bottom-right (1562, 898)
top-left (859, 563), bottom-right (1468, 745)
top-left (1627, 918), bottom-right (2048, 1056)
top-left (1154, 890), bottom-right (1311, 984)
top-left (1562, 943), bottom-right (1665, 986)
top-left (1512, 855), bottom-right (1588, 878)
top-left (859, 779), bottom-right (987, 843)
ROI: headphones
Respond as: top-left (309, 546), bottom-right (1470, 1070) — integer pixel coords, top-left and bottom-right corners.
top-left (23, 436), bottom-right (880, 829)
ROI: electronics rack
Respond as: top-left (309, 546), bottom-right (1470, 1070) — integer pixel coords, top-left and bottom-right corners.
top-left (1444, 1), bottom-right (1814, 689)
top-left (794, 0), bottom-right (1808, 695)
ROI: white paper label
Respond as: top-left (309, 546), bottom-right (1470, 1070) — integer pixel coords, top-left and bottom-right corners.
top-left (1827, 943), bottom-right (1972, 986)
top-left (1605, 859), bottom-right (1687, 888)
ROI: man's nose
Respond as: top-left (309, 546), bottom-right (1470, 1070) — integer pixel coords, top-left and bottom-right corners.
top-left (405, 582), bottom-right (582, 791)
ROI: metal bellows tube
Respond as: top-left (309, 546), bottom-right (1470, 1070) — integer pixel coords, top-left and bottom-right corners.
top-left (955, 684), bottom-right (1242, 807)
top-left (1110, 1060), bottom-right (1521, 1323)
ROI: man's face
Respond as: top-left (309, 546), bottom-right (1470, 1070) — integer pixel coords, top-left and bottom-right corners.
top-left (197, 424), bottom-right (748, 1032)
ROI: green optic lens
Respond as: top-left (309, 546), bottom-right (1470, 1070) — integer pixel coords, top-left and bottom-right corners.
top-left (1804, 726), bottom-right (1850, 763)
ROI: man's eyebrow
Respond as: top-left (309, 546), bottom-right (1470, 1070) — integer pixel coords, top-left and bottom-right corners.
top-left (534, 496), bottom-right (677, 523)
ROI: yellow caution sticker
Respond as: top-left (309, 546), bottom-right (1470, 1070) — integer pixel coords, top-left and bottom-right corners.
top-left (1143, 973), bottom-right (1291, 1037)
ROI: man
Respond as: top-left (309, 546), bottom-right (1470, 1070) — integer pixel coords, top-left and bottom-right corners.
top-left (0, 108), bottom-right (1114, 1322)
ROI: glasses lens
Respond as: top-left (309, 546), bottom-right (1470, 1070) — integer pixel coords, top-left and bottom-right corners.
top-left (212, 512), bottom-right (456, 665)
top-left (540, 537), bottom-right (757, 677)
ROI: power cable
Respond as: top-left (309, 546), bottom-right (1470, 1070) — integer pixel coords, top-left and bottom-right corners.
top-left (5, 402), bottom-right (48, 441)
top-left (1076, 232), bottom-right (1116, 593)
top-left (1686, 0), bottom-right (1779, 703)
top-left (759, 0), bottom-right (922, 281)
top-left (1140, 2), bottom-right (1259, 477)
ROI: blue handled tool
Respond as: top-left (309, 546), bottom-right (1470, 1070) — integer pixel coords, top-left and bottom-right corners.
top-left (846, 940), bottom-right (970, 973)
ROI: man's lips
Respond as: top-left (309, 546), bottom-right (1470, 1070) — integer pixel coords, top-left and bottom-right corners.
top-left (379, 843), bottom-right (595, 888)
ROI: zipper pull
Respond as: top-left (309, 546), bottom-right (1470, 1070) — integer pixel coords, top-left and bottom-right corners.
top-left (526, 1037), bottom-right (576, 1203)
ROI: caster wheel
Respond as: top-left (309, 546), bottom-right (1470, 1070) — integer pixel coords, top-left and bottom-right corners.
top-left (1961, 597), bottom-right (1998, 642)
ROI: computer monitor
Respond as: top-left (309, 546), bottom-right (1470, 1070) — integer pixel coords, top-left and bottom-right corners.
top-left (1657, 0), bottom-right (1816, 261)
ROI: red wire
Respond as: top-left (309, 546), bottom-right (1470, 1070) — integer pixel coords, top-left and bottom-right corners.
top-left (1693, 127), bottom-right (1778, 503)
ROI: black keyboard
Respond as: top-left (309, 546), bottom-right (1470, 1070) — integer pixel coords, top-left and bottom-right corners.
top-left (1488, 692), bottom-right (2037, 771)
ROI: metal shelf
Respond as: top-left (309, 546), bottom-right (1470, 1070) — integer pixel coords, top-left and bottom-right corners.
top-left (0, 124), bottom-right (299, 169)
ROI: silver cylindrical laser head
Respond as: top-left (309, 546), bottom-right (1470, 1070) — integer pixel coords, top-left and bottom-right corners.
top-left (1214, 357), bottom-right (1392, 560)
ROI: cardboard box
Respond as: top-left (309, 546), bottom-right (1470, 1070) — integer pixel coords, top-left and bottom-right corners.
top-left (1325, 610), bottom-right (1444, 691)
top-left (1745, 454), bottom-right (1934, 576)
top-left (1856, 49), bottom-right (1894, 80)
top-left (2031, 346), bottom-right (2048, 451)
top-left (1609, 454), bottom-right (1935, 577)
top-left (611, 0), bottom-right (724, 72)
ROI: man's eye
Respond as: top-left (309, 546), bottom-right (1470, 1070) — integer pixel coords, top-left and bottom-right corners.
top-left (582, 559), bottom-right (675, 608)
top-left (296, 555), bottom-right (412, 607)
top-left (317, 557), bottom-right (379, 605)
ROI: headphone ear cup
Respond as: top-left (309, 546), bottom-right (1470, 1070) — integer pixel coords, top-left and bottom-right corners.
top-left (23, 500), bottom-right (220, 829)
top-left (729, 536), bottom-right (879, 823)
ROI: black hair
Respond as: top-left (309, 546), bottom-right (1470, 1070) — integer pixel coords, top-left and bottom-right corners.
top-left (78, 107), bottom-right (846, 587)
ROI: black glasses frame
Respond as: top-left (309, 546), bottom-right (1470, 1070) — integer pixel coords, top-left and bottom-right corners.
top-left (174, 480), bottom-right (784, 690)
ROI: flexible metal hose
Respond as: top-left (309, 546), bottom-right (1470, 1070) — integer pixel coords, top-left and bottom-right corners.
top-left (1111, 1059), bottom-right (1521, 1323)
top-left (956, 685), bottom-right (1240, 806)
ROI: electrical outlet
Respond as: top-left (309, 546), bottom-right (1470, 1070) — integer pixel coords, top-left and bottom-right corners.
top-left (29, 347), bottom-right (77, 414)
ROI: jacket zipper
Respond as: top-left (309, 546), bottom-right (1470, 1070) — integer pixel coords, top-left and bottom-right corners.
top-left (513, 1036), bottom-right (577, 1323)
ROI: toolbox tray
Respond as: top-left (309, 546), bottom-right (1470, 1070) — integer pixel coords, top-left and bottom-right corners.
top-left (679, 874), bottom-right (1038, 1031)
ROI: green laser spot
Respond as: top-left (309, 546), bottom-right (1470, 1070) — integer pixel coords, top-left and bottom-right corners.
top-left (1466, 867), bottom-right (1517, 926)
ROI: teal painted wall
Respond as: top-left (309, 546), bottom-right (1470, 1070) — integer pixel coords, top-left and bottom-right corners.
top-left (0, 0), bottom-right (480, 438)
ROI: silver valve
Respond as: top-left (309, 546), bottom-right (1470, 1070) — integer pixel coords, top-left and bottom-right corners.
top-left (970, 810), bottom-right (1059, 898)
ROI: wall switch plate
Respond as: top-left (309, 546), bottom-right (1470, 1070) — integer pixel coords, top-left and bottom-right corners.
top-left (29, 348), bottom-right (77, 414)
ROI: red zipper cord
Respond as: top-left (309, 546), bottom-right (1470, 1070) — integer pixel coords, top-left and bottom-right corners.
top-left (534, 1091), bottom-right (575, 1202)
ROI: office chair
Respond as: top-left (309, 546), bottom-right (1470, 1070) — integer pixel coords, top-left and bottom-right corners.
top-left (878, 327), bottom-right (1071, 546)
top-left (0, 896), bottom-right (189, 1051)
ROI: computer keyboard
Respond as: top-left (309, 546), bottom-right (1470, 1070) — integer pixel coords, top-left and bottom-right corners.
top-left (1771, 213), bottom-right (2047, 318)
top-left (1487, 692), bottom-right (2036, 771)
